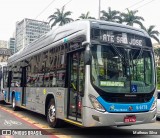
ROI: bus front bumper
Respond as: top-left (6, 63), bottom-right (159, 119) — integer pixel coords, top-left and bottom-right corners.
top-left (82, 107), bottom-right (156, 127)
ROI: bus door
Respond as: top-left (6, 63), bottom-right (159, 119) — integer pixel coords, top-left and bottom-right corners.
top-left (67, 51), bottom-right (85, 122)
top-left (7, 71), bottom-right (12, 102)
top-left (21, 67), bottom-right (27, 106)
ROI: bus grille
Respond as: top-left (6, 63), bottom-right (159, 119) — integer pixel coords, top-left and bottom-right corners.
top-left (101, 95), bottom-right (152, 103)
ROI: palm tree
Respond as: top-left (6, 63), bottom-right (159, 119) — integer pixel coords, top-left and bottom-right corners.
top-left (141, 25), bottom-right (159, 43)
top-left (121, 9), bottom-right (144, 27)
top-left (100, 7), bottom-right (122, 23)
top-left (79, 11), bottom-right (95, 19)
top-left (154, 48), bottom-right (160, 56)
top-left (48, 6), bottom-right (73, 28)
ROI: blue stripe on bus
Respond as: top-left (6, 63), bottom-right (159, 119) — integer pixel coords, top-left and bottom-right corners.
top-left (97, 96), bottom-right (155, 113)
top-left (9, 91), bottom-right (21, 102)
top-left (14, 92), bottom-right (21, 101)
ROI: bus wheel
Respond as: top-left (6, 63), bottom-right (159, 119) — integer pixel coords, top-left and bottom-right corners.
top-left (12, 95), bottom-right (18, 111)
top-left (47, 99), bottom-right (63, 128)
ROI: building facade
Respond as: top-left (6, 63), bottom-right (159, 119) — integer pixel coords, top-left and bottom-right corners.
top-left (0, 40), bottom-right (7, 48)
top-left (15, 18), bottom-right (51, 52)
top-left (8, 38), bottom-right (15, 54)
top-left (0, 48), bottom-right (11, 62)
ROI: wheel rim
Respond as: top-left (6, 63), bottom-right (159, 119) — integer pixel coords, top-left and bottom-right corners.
top-left (12, 97), bottom-right (15, 108)
top-left (48, 104), bottom-right (56, 123)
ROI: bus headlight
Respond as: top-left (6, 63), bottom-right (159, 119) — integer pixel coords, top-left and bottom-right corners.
top-left (89, 94), bottom-right (105, 112)
top-left (150, 98), bottom-right (157, 111)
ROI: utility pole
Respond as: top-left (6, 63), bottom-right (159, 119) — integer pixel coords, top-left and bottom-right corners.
top-left (98, 0), bottom-right (101, 19)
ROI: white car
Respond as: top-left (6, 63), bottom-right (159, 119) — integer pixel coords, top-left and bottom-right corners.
top-left (157, 91), bottom-right (160, 119)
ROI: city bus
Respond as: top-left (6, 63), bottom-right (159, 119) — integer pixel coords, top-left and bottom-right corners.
top-left (3, 20), bottom-right (157, 127)
top-left (0, 62), bottom-right (7, 102)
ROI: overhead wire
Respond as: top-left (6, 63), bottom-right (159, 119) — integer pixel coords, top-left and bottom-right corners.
top-left (63, 0), bottom-right (73, 7)
top-left (122, 0), bottom-right (145, 12)
top-left (15, 0), bottom-right (57, 51)
top-left (15, 0), bottom-right (156, 52)
top-left (15, 0), bottom-right (74, 52)
top-left (133, 0), bottom-right (156, 10)
top-left (35, 0), bottom-right (57, 19)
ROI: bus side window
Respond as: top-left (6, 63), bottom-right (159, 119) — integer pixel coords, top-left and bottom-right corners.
top-left (48, 48), bottom-right (57, 87)
top-left (57, 70), bottom-right (65, 87)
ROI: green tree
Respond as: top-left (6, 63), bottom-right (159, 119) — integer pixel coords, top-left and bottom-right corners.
top-left (100, 7), bottom-right (122, 23)
top-left (141, 25), bottom-right (159, 43)
top-left (157, 67), bottom-right (160, 89)
top-left (121, 9), bottom-right (144, 27)
top-left (48, 6), bottom-right (73, 28)
top-left (155, 48), bottom-right (160, 56)
top-left (79, 11), bottom-right (95, 19)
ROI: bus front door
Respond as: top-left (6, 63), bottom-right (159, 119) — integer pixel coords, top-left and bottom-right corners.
top-left (68, 51), bottom-right (84, 122)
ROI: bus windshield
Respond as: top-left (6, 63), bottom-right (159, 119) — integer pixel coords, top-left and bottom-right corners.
top-left (91, 44), bottom-right (155, 94)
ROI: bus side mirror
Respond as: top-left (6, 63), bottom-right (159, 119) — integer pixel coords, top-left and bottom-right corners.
top-left (82, 41), bottom-right (91, 65)
top-left (84, 50), bottom-right (91, 65)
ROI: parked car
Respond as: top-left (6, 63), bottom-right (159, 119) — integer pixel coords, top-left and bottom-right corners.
top-left (157, 91), bottom-right (160, 119)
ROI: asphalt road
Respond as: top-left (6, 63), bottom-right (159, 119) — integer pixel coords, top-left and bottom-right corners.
top-left (0, 101), bottom-right (160, 138)
top-left (0, 102), bottom-right (59, 138)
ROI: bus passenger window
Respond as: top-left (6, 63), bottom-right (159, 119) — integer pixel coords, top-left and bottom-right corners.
top-left (57, 70), bottom-right (65, 87)
top-left (49, 72), bottom-right (56, 87)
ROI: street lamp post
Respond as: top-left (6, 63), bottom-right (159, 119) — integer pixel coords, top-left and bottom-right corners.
top-left (98, 0), bottom-right (101, 20)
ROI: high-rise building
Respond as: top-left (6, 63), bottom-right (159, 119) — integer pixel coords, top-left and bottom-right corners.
top-left (0, 40), bottom-right (7, 48)
top-left (15, 18), bottom-right (51, 52)
top-left (8, 38), bottom-right (15, 54)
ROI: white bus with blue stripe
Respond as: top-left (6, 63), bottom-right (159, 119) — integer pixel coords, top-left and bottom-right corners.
top-left (3, 20), bottom-right (156, 127)
top-left (0, 62), bottom-right (7, 102)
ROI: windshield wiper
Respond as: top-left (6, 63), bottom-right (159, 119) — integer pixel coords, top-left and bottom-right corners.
top-left (111, 44), bottom-right (124, 59)
top-left (131, 47), bottom-right (143, 66)
top-left (111, 44), bottom-right (130, 67)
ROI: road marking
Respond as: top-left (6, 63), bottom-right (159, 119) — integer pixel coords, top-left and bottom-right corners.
top-left (64, 118), bottom-right (83, 126)
top-left (4, 120), bottom-right (22, 126)
top-left (0, 105), bottom-right (71, 138)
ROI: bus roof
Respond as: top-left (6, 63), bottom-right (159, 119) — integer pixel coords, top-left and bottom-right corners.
top-left (8, 19), bottom-right (150, 66)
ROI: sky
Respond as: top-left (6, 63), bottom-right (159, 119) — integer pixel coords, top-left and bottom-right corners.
top-left (0, 0), bottom-right (159, 42)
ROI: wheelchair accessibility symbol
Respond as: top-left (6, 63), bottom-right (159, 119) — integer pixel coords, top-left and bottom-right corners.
top-left (131, 85), bottom-right (137, 92)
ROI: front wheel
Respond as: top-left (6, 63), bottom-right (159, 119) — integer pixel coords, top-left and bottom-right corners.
top-left (12, 95), bottom-right (18, 111)
top-left (47, 98), bottom-right (64, 128)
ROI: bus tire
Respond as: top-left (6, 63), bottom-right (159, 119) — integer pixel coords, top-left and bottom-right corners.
top-left (47, 98), bottom-right (63, 128)
top-left (12, 95), bottom-right (18, 111)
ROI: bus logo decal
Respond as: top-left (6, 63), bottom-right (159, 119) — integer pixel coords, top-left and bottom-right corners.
top-left (110, 105), bottom-right (115, 110)
top-left (128, 106), bottom-right (133, 111)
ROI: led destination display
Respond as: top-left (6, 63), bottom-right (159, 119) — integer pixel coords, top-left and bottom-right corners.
top-left (91, 29), bottom-right (146, 47)
top-left (100, 31), bottom-right (146, 47)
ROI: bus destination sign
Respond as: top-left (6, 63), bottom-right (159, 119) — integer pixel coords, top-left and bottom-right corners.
top-left (99, 30), bottom-right (146, 47)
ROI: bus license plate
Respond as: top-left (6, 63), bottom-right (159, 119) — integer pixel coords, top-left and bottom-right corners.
top-left (124, 116), bottom-right (136, 123)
